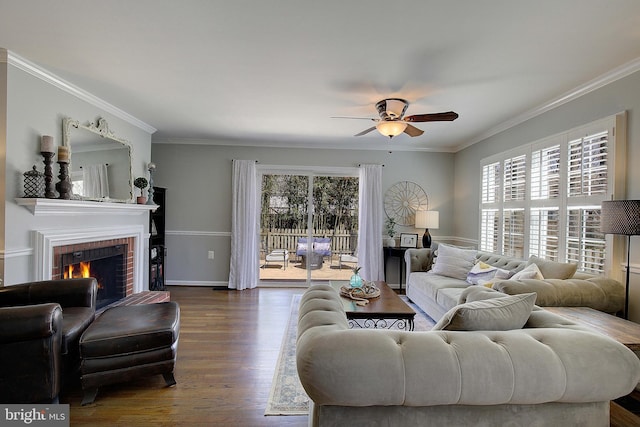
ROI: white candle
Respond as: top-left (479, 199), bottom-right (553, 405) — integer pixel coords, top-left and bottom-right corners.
top-left (57, 145), bottom-right (70, 162)
top-left (41, 135), bottom-right (54, 153)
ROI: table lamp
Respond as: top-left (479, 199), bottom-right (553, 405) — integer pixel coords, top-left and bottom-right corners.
top-left (415, 210), bottom-right (439, 249)
top-left (600, 200), bottom-right (640, 319)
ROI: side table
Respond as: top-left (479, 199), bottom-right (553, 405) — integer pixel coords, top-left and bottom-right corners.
top-left (383, 246), bottom-right (408, 293)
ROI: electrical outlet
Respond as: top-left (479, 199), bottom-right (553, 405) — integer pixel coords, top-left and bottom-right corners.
top-left (208, 250), bottom-right (215, 260)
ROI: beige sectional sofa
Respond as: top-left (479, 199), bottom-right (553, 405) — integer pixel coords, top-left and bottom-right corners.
top-left (297, 284), bottom-right (640, 427)
top-left (405, 243), bottom-right (625, 321)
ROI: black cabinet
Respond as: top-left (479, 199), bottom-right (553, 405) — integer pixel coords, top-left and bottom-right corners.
top-left (150, 187), bottom-right (166, 291)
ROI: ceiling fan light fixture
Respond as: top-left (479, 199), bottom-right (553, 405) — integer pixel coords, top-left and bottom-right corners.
top-left (376, 121), bottom-right (407, 138)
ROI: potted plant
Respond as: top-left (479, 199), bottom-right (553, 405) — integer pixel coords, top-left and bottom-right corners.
top-left (384, 216), bottom-right (397, 247)
top-left (134, 177), bottom-right (148, 204)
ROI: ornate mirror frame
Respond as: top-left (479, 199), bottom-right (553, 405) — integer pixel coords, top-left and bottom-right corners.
top-left (63, 117), bottom-right (134, 203)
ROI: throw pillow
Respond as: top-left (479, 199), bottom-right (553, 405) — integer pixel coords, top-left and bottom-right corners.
top-left (526, 255), bottom-right (577, 280)
top-left (494, 268), bottom-right (515, 280)
top-left (431, 243), bottom-right (477, 281)
top-left (511, 263), bottom-right (544, 280)
top-left (314, 242), bottom-right (331, 252)
top-left (432, 293), bottom-right (537, 331)
top-left (466, 262), bottom-right (498, 285)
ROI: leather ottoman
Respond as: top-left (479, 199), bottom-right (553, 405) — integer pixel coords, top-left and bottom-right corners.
top-left (79, 301), bottom-right (180, 405)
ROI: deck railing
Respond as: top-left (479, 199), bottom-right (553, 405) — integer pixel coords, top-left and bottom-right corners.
top-left (261, 226), bottom-right (357, 257)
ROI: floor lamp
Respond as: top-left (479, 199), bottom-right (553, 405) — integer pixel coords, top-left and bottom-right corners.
top-left (601, 200), bottom-right (640, 319)
top-left (415, 210), bottom-right (439, 249)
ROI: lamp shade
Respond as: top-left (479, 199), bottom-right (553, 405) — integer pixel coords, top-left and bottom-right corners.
top-left (376, 121), bottom-right (407, 138)
top-left (601, 200), bottom-right (640, 235)
top-left (415, 210), bottom-right (439, 229)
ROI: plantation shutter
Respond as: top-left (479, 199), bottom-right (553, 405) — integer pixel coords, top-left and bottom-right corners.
top-left (529, 208), bottom-right (560, 260)
top-left (480, 162), bottom-right (501, 252)
top-left (531, 145), bottom-right (561, 200)
top-left (503, 209), bottom-right (525, 259)
top-left (480, 209), bottom-right (499, 253)
top-left (566, 207), bottom-right (606, 274)
top-left (568, 131), bottom-right (608, 198)
top-left (503, 155), bottom-right (526, 202)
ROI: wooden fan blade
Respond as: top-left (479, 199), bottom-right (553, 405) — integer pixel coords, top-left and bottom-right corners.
top-left (404, 111), bottom-right (459, 122)
top-left (331, 116), bottom-right (376, 121)
top-left (355, 126), bottom-right (377, 136)
top-left (403, 124), bottom-right (424, 137)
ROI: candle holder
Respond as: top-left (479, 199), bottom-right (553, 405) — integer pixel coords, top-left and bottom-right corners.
top-left (41, 151), bottom-right (57, 198)
top-left (56, 160), bottom-right (72, 200)
top-left (147, 162), bottom-right (156, 205)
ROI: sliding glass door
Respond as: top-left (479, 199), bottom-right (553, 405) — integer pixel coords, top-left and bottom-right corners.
top-left (258, 168), bottom-right (359, 284)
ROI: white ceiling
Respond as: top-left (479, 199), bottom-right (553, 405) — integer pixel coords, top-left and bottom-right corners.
top-left (2, 0), bottom-right (640, 152)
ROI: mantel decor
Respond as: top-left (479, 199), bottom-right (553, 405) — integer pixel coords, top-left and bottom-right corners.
top-left (23, 166), bottom-right (44, 198)
top-left (63, 116), bottom-right (134, 203)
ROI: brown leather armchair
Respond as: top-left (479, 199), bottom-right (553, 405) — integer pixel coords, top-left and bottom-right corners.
top-left (0, 278), bottom-right (97, 403)
top-left (0, 303), bottom-right (63, 403)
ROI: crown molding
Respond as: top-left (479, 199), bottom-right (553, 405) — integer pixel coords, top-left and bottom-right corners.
top-left (456, 56), bottom-right (640, 152)
top-left (6, 51), bottom-right (156, 135)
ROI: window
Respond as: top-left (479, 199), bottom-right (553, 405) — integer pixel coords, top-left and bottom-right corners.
top-left (479, 114), bottom-right (625, 275)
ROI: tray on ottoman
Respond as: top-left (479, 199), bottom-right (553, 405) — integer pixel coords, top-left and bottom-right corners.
top-left (79, 301), bottom-right (180, 405)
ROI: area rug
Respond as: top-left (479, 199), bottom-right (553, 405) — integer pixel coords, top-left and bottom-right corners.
top-left (264, 294), bottom-right (309, 415)
top-left (265, 293), bottom-right (436, 416)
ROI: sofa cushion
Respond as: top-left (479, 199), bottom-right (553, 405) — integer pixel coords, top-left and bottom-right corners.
top-left (431, 243), bottom-right (477, 280)
top-left (511, 263), bottom-right (544, 280)
top-left (435, 287), bottom-right (465, 312)
top-left (411, 271), bottom-right (471, 301)
top-left (526, 255), bottom-right (577, 280)
top-left (432, 293), bottom-right (536, 331)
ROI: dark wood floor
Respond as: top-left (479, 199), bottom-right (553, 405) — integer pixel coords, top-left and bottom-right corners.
top-left (60, 285), bottom-right (640, 426)
top-left (62, 286), bottom-right (308, 426)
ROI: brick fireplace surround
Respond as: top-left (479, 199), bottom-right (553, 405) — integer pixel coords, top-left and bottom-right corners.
top-left (51, 237), bottom-right (135, 298)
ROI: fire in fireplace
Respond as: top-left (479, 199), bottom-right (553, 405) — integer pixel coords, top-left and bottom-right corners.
top-left (61, 244), bottom-right (127, 309)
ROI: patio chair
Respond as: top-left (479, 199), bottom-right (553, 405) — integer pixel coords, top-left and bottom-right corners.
top-left (339, 248), bottom-right (358, 269)
top-left (313, 237), bottom-right (332, 263)
top-left (296, 237), bottom-right (309, 259)
top-left (263, 249), bottom-right (289, 270)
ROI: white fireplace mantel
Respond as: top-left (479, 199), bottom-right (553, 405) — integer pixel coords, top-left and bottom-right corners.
top-left (34, 225), bottom-right (146, 293)
top-left (16, 198), bottom-right (157, 215)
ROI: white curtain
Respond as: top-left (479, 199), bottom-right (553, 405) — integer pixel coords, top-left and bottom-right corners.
top-left (83, 164), bottom-right (109, 198)
top-left (357, 164), bottom-right (384, 281)
top-left (228, 160), bottom-right (259, 290)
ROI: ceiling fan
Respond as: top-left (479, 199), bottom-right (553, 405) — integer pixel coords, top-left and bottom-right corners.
top-left (334, 98), bottom-right (458, 139)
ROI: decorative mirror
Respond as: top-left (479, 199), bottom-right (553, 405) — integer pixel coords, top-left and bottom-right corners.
top-left (63, 117), bottom-right (134, 203)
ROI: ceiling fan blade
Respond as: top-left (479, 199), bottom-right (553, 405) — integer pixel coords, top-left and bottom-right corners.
top-left (403, 124), bottom-right (424, 137)
top-left (404, 111), bottom-right (459, 122)
top-left (354, 126), bottom-right (377, 136)
top-left (331, 116), bottom-right (376, 121)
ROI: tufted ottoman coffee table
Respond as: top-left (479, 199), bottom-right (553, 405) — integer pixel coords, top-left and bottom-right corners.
top-left (79, 301), bottom-right (180, 405)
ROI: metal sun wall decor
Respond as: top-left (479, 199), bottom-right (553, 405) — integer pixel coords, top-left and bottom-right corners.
top-left (384, 181), bottom-right (428, 226)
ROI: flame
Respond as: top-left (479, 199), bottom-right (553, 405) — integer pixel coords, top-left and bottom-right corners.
top-left (64, 261), bottom-right (91, 279)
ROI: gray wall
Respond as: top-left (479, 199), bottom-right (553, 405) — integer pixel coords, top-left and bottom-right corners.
top-left (1, 52), bottom-right (153, 285)
top-left (150, 143), bottom-right (455, 286)
top-left (454, 69), bottom-right (640, 321)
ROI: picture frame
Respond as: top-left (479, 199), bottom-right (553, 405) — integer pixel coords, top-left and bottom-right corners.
top-left (400, 233), bottom-right (418, 248)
